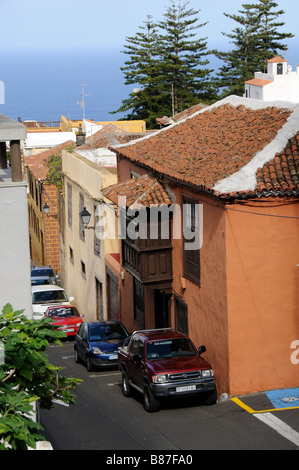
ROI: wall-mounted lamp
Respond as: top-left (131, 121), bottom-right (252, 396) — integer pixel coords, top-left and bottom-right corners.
top-left (43, 203), bottom-right (50, 214)
top-left (79, 207), bottom-right (95, 230)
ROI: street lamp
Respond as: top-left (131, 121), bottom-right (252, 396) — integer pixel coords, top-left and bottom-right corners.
top-left (43, 203), bottom-right (50, 214)
top-left (79, 206), bottom-right (91, 226)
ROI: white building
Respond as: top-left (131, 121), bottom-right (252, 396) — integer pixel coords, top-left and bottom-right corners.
top-left (244, 56), bottom-right (299, 102)
top-left (0, 114), bottom-right (32, 319)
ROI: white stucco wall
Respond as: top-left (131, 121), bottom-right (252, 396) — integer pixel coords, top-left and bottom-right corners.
top-left (0, 175), bottom-right (32, 318)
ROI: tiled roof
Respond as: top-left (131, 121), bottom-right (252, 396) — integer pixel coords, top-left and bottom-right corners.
top-left (245, 79), bottom-right (273, 87)
top-left (24, 140), bottom-right (74, 180)
top-left (268, 56), bottom-right (287, 63)
top-left (77, 123), bottom-right (146, 150)
top-left (102, 174), bottom-right (174, 209)
top-left (111, 98), bottom-right (291, 193)
top-left (256, 132), bottom-right (299, 193)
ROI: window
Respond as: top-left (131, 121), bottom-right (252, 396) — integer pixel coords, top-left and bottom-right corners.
top-left (94, 204), bottom-right (100, 256)
top-left (69, 246), bottom-right (74, 264)
top-left (183, 197), bottom-right (200, 285)
top-left (79, 192), bottom-right (85, 241)
top-left (277, 63), bottom-right (283, 75)
top-left (81, 260), bottom-right (86, 278)
top-left (67, 183), bottom-right (72, 228)
top-left (175, 296), bottom-right (188, 335)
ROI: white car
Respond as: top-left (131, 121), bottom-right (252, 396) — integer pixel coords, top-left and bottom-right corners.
top-left (31, 285), bottom-right (74, 319)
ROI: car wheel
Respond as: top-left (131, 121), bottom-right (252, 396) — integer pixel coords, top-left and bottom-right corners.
top-left (202, 388), bottom-right (217, 406)
top-left (74, 348), bottom-right (81, 364)
top-left (143, 384), bottom-right (160, 412)
top-left (121, 371), bottom-right (132, 397)
top-left (86, 357), bottom-right (94, 372)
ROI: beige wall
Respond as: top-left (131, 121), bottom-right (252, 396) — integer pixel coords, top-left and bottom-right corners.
top-left (62, 150), bottom-right (118, 321)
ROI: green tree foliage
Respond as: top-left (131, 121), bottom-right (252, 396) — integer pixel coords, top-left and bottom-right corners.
top-left (113, 0), bottom-right (216, 128)
top-left (214, 0), bottom-right (294, 97)
top-left (0, 303), bottom-right (81, 450)
top-left (44, 145), bottom-right (75, 190)
top-left (158, 0), bottom-right (215, 114)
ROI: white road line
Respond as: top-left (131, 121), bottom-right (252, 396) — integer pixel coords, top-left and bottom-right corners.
top-left (253, 412), bottom-right (299, 447)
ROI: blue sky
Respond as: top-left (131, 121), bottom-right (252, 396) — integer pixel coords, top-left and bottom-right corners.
top-left (1, 0), bottom-right (298, 62)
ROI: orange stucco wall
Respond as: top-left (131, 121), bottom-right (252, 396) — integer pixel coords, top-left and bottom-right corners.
top-left (226, 199), bottom-right (299, 396)
top-left (171, 188), bottom-right (229, 396)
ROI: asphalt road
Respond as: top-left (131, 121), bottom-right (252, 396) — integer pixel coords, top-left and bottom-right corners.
top-left (39, 340), bottom-right (299, 454)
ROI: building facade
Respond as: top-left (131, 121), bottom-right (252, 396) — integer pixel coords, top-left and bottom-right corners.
top-left (102, 96), bottom-right (299, 397)
top-left (0, 114), bottom-right (32, 318)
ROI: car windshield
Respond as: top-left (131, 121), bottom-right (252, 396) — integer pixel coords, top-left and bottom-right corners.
top-left (31, 268), bottom-right (54, 277)
top-left (48, 307), bottom-right (79, 318)
top-left (146, 338), bottom-right (197, 359)
top-left (32, 290), bottom-right (68, 304)
top-left (31, 278), bottom-right (51, 286)
top-left (89, 323), bottom-right (128, 341)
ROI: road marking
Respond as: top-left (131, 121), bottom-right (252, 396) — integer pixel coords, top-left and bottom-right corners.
top-left (53, 399), bottom-right (69, 407)
top-left (253, 412), bottom-right (299, 447)
top-left (232, 397), bottom-right (299, 448)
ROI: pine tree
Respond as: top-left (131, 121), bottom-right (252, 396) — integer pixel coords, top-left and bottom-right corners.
top-left (112, 1), bottom-right (216, 127)
top-left (111, 16), bottom-right (166, 128)
top-left (248, 0), bottom-right (294, 72)
top-left (214, 0), bottom-right (294, 97)
top-left (157, 0), bottom-right (215, 115)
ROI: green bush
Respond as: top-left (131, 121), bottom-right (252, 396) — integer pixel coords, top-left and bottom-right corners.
top-left (0, 303), bottom-right (81, 450)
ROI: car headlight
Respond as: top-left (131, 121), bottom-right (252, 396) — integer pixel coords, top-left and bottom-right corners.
top-left (152, 374), bottom-right (167, 383)
top-left (202, 369), bottom-right (214, 377)
top-left (92, 347), bottom-right (103, 355)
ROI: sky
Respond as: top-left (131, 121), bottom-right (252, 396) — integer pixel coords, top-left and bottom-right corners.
top-left (0, 0), bottom-right (298, 62)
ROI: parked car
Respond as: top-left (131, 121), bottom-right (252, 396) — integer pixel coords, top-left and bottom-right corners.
top-left (45, 305), bottom-right (83, 337)
top-left (118, 328), bottom-right (217, 412)
top-left (31, 266), bottom-right (58, 285)
top-left (74, 320), bottom-right (130, 371)
top-left (31, 285), bottom-right (74, 319)
top-left (31, 276), bottom-right (51, 286)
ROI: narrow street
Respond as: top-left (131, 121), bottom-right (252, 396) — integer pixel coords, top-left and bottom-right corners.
top-left (40, 341), bottom-right (299, 453)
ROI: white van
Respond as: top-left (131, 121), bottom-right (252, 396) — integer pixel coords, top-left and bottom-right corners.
top-left (31, 285), bottom-right (74, 319)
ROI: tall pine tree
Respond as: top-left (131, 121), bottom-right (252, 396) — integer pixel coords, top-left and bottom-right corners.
top-left (157, 0), bottom-right (215, 115)
top-left (112, 0), bottom-right (216, 127)
top-left (214, 0), bottom-right (294, 97)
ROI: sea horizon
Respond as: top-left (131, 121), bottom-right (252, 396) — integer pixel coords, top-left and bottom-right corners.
top-left (1, 43), bottom-right (298, 124)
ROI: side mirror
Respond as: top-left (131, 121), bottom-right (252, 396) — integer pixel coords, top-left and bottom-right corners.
top-left (198, 345), bottom-right (206, 355)
top-left (133, 354), bottom-right (142, 363)
top-left (69, 296), bottom-right (74, 302)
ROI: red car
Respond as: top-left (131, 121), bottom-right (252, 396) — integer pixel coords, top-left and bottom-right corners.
top-left (45, 305), bottom-right (83, 337)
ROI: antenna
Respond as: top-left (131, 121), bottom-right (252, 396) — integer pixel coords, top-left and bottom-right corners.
top-left (77, 84), bottom-right (91, 121)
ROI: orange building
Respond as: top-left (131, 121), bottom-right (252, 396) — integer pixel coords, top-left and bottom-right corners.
top-left (102, 95), bottom-right (299, 397)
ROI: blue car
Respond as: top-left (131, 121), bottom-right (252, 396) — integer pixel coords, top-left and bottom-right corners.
top-left (74, 320), bottom-right (129, 371)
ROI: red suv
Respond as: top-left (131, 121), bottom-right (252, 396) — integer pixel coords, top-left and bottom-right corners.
top-left (118, 328), bottom-right (217, 412)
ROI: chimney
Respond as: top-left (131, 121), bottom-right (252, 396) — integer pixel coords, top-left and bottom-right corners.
top-left (76, 123), bottom-right (86, 146)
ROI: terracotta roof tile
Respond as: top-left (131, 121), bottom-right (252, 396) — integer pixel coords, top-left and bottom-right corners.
top-left (111, 103), bottom-right (291, 191)
top-left (24, 140), bottom-right (74, 180)
top-left (77, 123), bottom-right (146, 150)
top-left (102, 174), bottom-right (175, 209)
top-left (256, 132), bottom-right (299, 193)
top-left (245, 79), bottom-right (273, 87)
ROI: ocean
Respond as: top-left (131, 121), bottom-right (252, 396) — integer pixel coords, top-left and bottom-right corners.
top-left (1, 44), bottom-right (298, 124)
top-left (0, 49), bottom-right (130, 123)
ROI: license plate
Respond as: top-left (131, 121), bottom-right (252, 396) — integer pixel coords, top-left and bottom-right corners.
top-left (109, 354), bottom-right (118, 360)
top-left (176, 385), bottom-right (196, 392)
